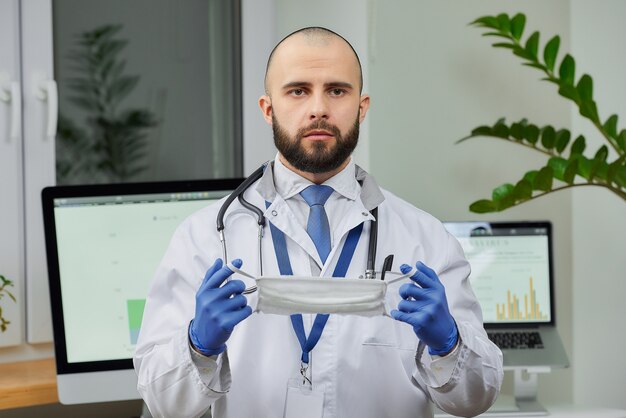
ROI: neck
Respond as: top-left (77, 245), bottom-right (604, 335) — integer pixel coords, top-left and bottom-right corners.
top-left (278, 154), bottom-right (350, 184)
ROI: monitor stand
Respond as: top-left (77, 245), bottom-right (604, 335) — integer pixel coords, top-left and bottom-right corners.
top-left (434, 366), bottom-right (551, 417)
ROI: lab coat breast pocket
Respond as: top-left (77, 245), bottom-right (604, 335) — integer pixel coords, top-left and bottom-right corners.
top-left (358, 315), bottom-right (419, 388)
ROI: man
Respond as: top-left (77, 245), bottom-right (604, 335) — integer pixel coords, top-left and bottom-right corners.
top-left (134, 27), bottom-right (503, 418)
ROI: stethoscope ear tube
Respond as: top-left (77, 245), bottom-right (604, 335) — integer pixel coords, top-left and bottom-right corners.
top-left (217, 163), bottom-right (267, 232)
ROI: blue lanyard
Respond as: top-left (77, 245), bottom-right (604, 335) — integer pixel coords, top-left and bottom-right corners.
top-left (266, 205), bottom-right (363, 364)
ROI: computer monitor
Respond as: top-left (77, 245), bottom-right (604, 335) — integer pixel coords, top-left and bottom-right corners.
top-left (42, 179), bottom-right (242, 404)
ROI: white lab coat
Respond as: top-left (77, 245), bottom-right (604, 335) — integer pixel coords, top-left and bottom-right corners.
top-left (134, 163), bottom-right (503, 418)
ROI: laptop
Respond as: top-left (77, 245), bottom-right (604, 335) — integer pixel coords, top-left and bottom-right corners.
top-left (443, 221), bottom-right (569, 370)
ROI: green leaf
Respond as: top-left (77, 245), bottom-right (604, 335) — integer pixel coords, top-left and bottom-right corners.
top-left (492, 183), bottom-right (515, 202)
top-left (510, 13), bottom-right (526, 40)
top-left (106, 75), bottom-right (139, 105)
top-left (525, 31), bottom-right (540, 60)
top-left (523, 170), bottom-right (539, 184)
top-left (576, 74), bottom-right (594, 102)
top-left (513, 179), bottom-right (533, 200)
top-left (471, 126), bottom-right (493, 136)
top-left (548, 157), bottom-right (568, 181)
top-left (557, 85), bottom-right (580, 103)
top-left (523, 62), bottom-right (547, 70)
top-left (534, 166), bottom-right (554, 191)
top-left (493, 121), bottom-right (509, 138)
top-left (564, 158), bottom-right (578, 184)
top-left (482, 32), bottom-right (513, 40)
top-left (510, 123), bottom-right (524, 140)
top-left (570, 135), bottom-right (586, 156)
top-left (579, 100), bottom-right (599, 122)
top-left (471, 16), bottom-right (500, 29)
top-left (607, 155), bottom-right (626, 185)
top-left (576, 155), bottom-right (593, 180)
top-left (616, 166), bottom-right (626, 188)
top-left (469, 199), bottom-right (497, 214)
top-left (603, 114), bottom-right (618, 139)
top-left (497, 13), bottom-right (511, 33)
top-left (543, 35), bottom-right (560, 72)
top-left (496, 194), bottom-right (517, 211)
top-left (618, 130), bottom-right (626, 151)
top-left (594, 145), bottom-right (609, 163)
top-left (541, 126), bottom-right (556, 149)
top-left (590, 160), bottom-right (609, 182)
top-left (559, 54), bottom-right (576, 85)
top-left (492, 42), bottom-right (516, 49)
top-left (524, 124), bottom-right (540, 144)
top-left (512, 47), bottom-right (536, 61)
top-left (555, 129), bottom-right (571, 154)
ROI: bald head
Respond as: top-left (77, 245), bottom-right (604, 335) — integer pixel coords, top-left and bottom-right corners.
top-left (264, 27), bottom-right (363, 94)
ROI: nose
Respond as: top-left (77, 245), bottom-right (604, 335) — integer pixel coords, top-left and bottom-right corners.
top-left (308, 92), bottom-right (329, 121)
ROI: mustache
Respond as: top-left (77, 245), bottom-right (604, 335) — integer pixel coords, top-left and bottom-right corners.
top-left (297, 120), bottom-right (341, 139)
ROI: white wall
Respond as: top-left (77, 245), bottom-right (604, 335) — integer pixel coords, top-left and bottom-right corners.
top-left (571, 0), bottom-right (626, 409)
top-left (241, 0), bottom-right (276, 174)
top-left (368, 0), bottom-right (573, 404)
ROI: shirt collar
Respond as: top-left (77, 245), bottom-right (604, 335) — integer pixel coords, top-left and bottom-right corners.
top-left (254, 153), bottom-right (384, 209)
top-left (272, 153), bottom-right (360, 201)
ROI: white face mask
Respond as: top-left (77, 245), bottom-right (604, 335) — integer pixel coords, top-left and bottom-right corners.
top-left (227, 264), bottom-right (411, 317)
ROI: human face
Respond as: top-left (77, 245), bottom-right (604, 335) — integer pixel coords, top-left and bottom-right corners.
top-left (259, 34), bottom-right (370, 177)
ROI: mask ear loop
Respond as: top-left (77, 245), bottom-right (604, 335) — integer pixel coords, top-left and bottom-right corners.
top-left (381, 268), bottom-right (414, 285)
top-left (226, 263), bottom-right (258, 291)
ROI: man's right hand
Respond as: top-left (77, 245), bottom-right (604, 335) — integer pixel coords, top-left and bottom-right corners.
top-left (188, 258), bottom-right (252, 356)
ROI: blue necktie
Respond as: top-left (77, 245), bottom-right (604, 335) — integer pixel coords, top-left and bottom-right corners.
top-left (300, 185), bottom-right (334, 264)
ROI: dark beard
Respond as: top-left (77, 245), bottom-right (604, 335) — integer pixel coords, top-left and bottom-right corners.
top-left (272, 114), bottom-right (359, 174)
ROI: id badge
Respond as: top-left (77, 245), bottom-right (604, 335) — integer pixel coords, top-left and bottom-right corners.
top-left (284, 378), bottom-right (325, 418)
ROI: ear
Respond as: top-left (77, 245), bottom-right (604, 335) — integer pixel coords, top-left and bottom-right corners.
top-left (358, 94), bottom-right (370, 123)
top-left (258, 95), bottom-right (273, 125)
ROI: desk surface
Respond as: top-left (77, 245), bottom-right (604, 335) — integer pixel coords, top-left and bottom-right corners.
top-left (0, 358), bottom-right (58, 410)
top-left (544, 405), bottom-right (626, 418)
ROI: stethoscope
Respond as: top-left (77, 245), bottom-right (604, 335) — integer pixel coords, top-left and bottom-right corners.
top-left (216, 162), bottom-right (394, 294)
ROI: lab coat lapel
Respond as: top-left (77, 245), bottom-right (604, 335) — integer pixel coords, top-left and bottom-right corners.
top-left (264, 196), bottom-right (324, 268)
top-left (319, 197), bottom-right (375, 276)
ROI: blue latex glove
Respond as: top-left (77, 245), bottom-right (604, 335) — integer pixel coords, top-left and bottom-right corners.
top-left (189, 258), bottom-right (252, 356)
top-left (390, 261), bottom-right (459, 356)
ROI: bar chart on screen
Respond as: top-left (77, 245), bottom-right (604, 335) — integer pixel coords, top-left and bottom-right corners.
top-left (456, 234), bottom-right (551, 324)
top-left (495, 277), bottom-right (548, 321)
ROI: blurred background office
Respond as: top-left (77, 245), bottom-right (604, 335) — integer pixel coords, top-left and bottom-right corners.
top-left (0, 0), bottom-right (624, 416)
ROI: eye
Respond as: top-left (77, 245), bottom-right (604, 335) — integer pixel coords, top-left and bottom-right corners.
top-left (290, 88), bottom-right (305, 96)
top-left (329, 88), bottom-right (346, 96)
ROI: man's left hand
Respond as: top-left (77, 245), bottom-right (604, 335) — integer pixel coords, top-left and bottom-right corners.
top-left (391, 261), bottom-right (459, 356)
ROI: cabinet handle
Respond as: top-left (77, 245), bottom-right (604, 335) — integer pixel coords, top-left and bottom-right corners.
top-left (9, 82), bottom-right (21, 141)
top-left (36, 79), bottom-right (58, 139)
top-left (0, 80), bottom-right (21, 142)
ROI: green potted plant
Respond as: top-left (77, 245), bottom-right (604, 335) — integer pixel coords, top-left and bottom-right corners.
top-left (0, 274), bottom-right (16, 332)
top-left (56, 24), bottom-right (157, 185)
top-left (459, 13), bottom-right (625, 213)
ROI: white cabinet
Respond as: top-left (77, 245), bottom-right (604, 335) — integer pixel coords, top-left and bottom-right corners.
top-left (0, 0), bottom-right (55, 346)
top-left (0, 0), bottom-right (25, 348)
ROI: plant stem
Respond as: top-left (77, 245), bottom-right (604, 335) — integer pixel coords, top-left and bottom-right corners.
top-left (530, 182), bottom-right (626, 201)
top-left (490, 136), bottom-right (558, 158)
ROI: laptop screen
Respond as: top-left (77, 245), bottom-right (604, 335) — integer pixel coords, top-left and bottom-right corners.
top-left (443, 221), bottom-right (554, 327)
top-left (43, 179), bottom-right (242, 373)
